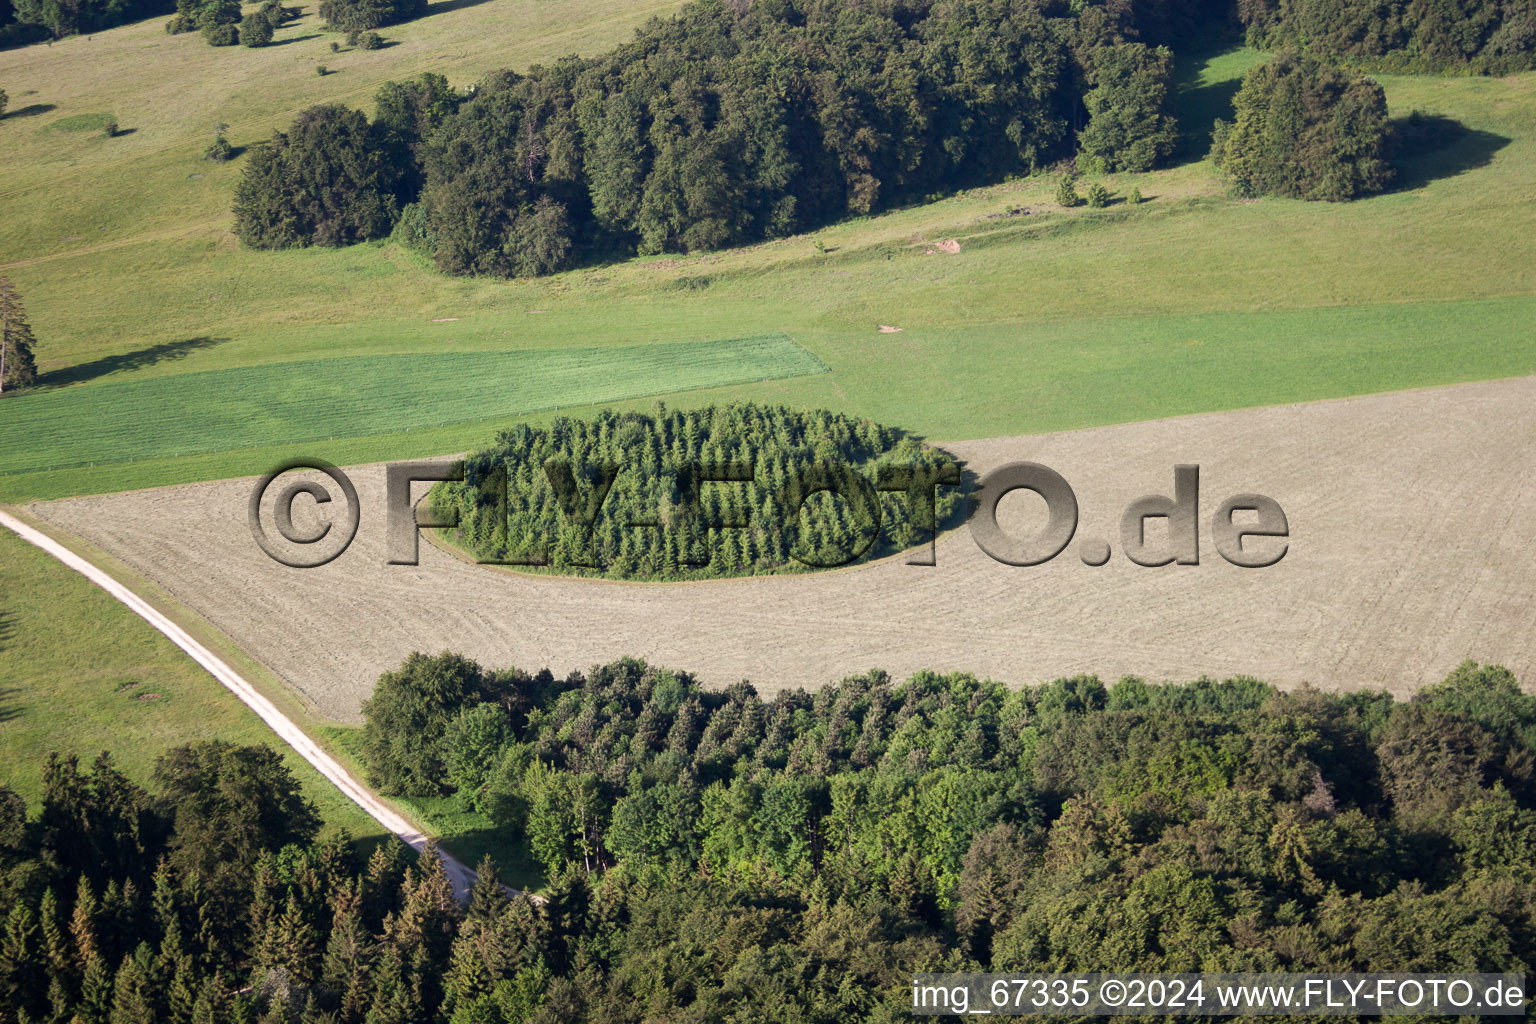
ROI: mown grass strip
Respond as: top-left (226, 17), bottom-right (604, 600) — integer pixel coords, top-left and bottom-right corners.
top-left (0, 334), bottom-right (826, 474)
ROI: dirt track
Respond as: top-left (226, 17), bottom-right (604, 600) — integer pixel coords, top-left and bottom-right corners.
top-left (0, 508), bottom-right (480, 898)
top-left (30, 376), bottom-right (1536, 720)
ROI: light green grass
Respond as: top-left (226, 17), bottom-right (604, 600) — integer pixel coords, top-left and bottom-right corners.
top-left (0, 334), bottom-right (824, 474)
top-left (41, 112), bottom-right (118, 133)
top-left (1, 25), bottom-right (1533, 502)
top-left (0, 526), bottom-right (382, 838)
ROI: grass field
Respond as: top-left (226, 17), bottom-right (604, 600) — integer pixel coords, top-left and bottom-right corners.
top-left (0, 526), bottom-right (382, 835)
top-left (3, 0), bottom-right (1533, 889)
top-left (1, 13), bottom-right (1533, 503)
top-left (0, 520), bottom-right (544, 881)
top-left (0, 334), bottom-right (824, 474)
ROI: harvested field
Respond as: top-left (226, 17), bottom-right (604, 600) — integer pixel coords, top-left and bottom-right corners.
top-left (28, 377), bottom-right (1536, 720)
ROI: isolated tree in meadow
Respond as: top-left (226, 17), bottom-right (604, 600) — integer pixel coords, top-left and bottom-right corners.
top-left (0, 88), bottom-right (8, 118)
top-left (1054, 174), bottom-right (1081, 207)
top-left (0, 276), bottom-right (39, 393)
top-left (239, 11), bottom-right (274, 45)
top-left (1212, 52), bottom-right (1394, 200)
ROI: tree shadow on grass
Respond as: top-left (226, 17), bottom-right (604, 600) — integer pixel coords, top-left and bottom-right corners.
top-left (1174, 69), bottom-right (1241, 163)
top-left (1, 103), bottom-right (56, 120)
top-left (270, 32), bottom-right (322, 45)
top-left (424, 0), bottom-right (496, 17)
top-left (1389, 113), bottom-right (1510, 192)
top-left (0, 613), bottom-right (17, 724)
top-left (36, 336), bottom-right (230, 389)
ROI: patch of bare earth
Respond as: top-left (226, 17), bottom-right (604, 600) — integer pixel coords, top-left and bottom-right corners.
top-left (29, 377), bottom-right (1536, 721)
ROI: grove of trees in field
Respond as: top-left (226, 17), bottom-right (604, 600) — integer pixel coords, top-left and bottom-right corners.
top-left (5, 659), bottom-right (1528, 1021)
top-left (430, 404), bottom-right (963, 580)
top-left (1211, 52), bottom-right (1394, 199)
top-left (235, 0), bottom-right (1213, 272)
top-left (225, 0), bottom-right (1534, 269)
top-left (1237, 0), bottom-right (1536, 72)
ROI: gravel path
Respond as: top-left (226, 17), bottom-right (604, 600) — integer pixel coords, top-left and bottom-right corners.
top-left (0, 508), bottom-right (480, 898)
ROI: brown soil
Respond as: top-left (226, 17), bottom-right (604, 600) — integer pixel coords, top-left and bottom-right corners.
top-left (31, 376), bottom-right (1536, 721)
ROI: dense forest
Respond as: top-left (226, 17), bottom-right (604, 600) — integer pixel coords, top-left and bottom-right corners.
top-left (1237, 0), bottom-right (1536, 72)
top-left (429, 403), bottom-right (964, 580)
top-left (2, 659), bottom-right (1530, 1022)
top-left (225, 0), bottom-right (1536, 269)
top-left (235, 0), bottom-right (1212, 270)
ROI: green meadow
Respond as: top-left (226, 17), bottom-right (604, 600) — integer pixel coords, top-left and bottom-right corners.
top-left (0, 334), bottom-right (824, 474)
top-left (2, 0), bottom-right (1533, 894)
top-left (0, 526), bottom-right (383, 839)
top-left (2, 14), bottom-right (1534, 503)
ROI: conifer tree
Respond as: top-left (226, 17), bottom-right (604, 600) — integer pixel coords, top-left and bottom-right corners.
top-left (38, 888), bottom-right (72, 982)
top-left (70, 877), bottom-right (100, 969)
top-left (0, 276), bottom-right (38, 393)
top-left (0, 900), bottom-right (42, 1017)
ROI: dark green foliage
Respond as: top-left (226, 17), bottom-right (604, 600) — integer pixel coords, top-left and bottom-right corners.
top-left (1127, 184), bottom-right (1144, 203)
top-left (388, 200), bottom-right (434, 254)
top-left (200, 19), bottom-right (237, 44)
top-left (1076, 43), bottom-right (1180, 173)
top-left (0, 89), bottom-right (7, 117)
top-left (360, 653), bottom-right (1536, 999)
top-left (152, 741), bottom-right (321, 902)
top-left (1054, 173), bottom-right (1081, 207)
top-left (318, 0), bottom-right (419, 32)
top-left (205, 122), bottom-right (234, 161)
top-left (372, 72), bottom-right (460, 193)
top-left (361, 651), bottom-right (491, 796)
top-left (174, 0), bottom-right (236, 41)
top-left (415, 0), bottom-right (1077, 274)
top-left (431, 403), bottom-right (963, 580)
top-left (357, 28), bottom-right (381, 48)
top-left (260, 0), bottom-right (290, 26)
top-left (0, 276), bottom-right (39, 392)
top-left (1212, 52), bottom-right (1394, 200)
top-left (1237, 0), bottom-right (1536, 70)
top-left (1, 662), bottom-right (1533, 1023)
top-left (1085, 181), bottom-right (1111, 206)
top-left (235, 0), bottom-right (1530, 271)
top-left (10, 0), bottom-right (171, 40)
top-left (239, 11), bottom-right (273, 45)
top-left (233, 103), bottom-right (405, 248)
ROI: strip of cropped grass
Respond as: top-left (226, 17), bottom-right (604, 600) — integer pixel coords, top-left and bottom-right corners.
top-left (0, 334), bottom-right (826, 475)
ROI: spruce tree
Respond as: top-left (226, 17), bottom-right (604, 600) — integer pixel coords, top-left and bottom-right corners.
top-left (70, 877), bottom-right (100, 968)
top-left (0, 275), bottom-right (39, 392)
top-left (1054, 174), bottom-right (1080, 208)
top-left (0, 901), bottom-right (42, 1018)
top-left (38, 888), bottom-right (71, 982)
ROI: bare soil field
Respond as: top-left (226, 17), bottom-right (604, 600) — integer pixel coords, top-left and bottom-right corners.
top-left (27, 377), bottom-right (1536, 720)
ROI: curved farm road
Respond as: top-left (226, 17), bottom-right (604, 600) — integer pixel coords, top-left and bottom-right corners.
top-left (28, 375), bottom-right (1536, 722)
top-left (0, 509), bottom-right (481, 899)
